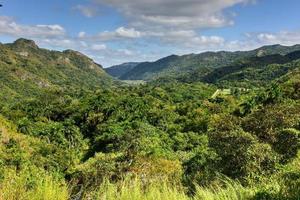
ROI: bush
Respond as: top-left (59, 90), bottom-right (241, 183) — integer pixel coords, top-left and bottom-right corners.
top-left (274, 128), bottom-right (300, 163)
top-left (209, 128), bottom-right (276, 181)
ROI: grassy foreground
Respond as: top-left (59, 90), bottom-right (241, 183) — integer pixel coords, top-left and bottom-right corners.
top-left (0, 173), bottom-right (251, 200)
top-left (1, 167), bottom-right (299, 200)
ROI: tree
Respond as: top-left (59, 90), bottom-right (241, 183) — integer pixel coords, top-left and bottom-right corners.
top-left (209, 128), bottom-right (276, 181)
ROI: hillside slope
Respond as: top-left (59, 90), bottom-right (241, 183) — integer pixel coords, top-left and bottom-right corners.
top-left (201, 51), bottom-right (300, 87)
top-left (105, 62), bottom-right (141, 78)
top-left (0, 38), bottom-right (113, 103)
top-left (119, 44), bottom-right (300, 81)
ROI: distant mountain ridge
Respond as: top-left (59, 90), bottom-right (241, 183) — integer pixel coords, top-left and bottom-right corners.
top-left (111, 44), bottom-right (300, 81)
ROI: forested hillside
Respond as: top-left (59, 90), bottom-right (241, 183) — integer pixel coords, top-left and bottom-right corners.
top-left (0, 39), bottom-right (300, 199)
top-left (105, 62), bottom-right (141, 78)
top-left (200, 50), bottom-right (300, 87)
top-left (117, 44), bottom-right (300, 81)
top-left (0, 38), bottom-right (113, 105)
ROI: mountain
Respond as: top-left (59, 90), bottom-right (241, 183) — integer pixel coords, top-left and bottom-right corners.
top-left (200, 50), bottom-right (300, 87)
top-left (119, 44), bottom-right (300, 81)
top-left (105, 62), bottom-right (141, 78)
top-left (0, 38), bottom-right (113, 103)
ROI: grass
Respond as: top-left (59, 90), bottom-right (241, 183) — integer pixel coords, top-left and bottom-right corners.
top-left (85, 179), bottom-right (188, 200)
top-left (0, 172), bottom-right (254, 200)
top-left (0, 168), bottom-right (68, 200)
top-left (0, 167), bottom-right (298, 200)
top-left (83, 178), bottom-right (258, 200)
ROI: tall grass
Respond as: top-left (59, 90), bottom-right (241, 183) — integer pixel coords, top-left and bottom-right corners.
top-left (0, 169), bottom-right (298, 200)
top-left (194, 179), bottom-right (256, 200)
top-left (84, 178), bottom-right (256, 200)
top-left (0, 168), bottom-right (68, 200)
top-left (85, 178), bottom-right (190, 200)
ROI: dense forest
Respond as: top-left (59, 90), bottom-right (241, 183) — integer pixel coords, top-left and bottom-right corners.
top-left (0, 39), bottom-right (300, 200)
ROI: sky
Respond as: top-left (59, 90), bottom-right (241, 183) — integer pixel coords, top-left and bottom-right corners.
top-left (0, 0), bottom-right (300, 67)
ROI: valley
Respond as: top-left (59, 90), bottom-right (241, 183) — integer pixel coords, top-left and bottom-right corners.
top-left (0, 39), bottom-right (299, 199)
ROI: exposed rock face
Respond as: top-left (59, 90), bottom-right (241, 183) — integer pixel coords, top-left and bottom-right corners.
top-left (17, 51), bottom-right (29, 57)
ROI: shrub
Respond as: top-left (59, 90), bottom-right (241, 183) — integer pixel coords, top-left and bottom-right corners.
top-left (209, 128), bottom-right (276, 181)
top-left (274, 128), bottom-right (300, 163)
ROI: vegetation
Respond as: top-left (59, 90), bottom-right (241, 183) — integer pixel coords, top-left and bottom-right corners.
top-left (105, 62), bottom-right (141, 78)
top-left (0, 39), bottom-right (300, 199)
top-left (108, 44), bottom-right (300, 81)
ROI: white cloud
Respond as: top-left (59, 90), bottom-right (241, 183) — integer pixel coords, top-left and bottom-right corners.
top-left (91, 44), bottom-right (107, 51)
top-left (98, 27), bottom-right (141, 40)
top-left (115, 27), bottom-right (141, 38)
top-left (66, 0), bottom-right (261, 65)
top-left (254, 31), bottom-right (300, 45)
top-left (0, 16), bottom-right (65, 38)
top-left (80, 27), bottom-right (142, 41)
top-left (38, 38), bottom-right (77, 49)
top-left (98, 0), bottom-right (251, 29)
top-left (153, 30), bottom-right (225, 48)
top-left (73, 5), bottom-right (98, 18)
top-left (78, 31), bottom-right (86, 38)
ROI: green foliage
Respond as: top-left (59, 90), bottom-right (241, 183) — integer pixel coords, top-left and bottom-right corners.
top-left (183, 144), bottom-right (218, 187)
top-left (209, 128), bottom-right (276, 181)
top-left (274, 128), bottom-right (300, 163)
top-left (0, 38), bottom-right (113, 107)
top-left (202, 51), bottom-right (300, 87)
top-left (1, 39), bottom-right (300, 199)
top-left (105, 62), bottom-right (141, 78)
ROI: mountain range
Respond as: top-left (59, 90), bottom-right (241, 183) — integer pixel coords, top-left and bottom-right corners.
top-left (2, 38), bottom-right (300, 103)
top-left (105, 44), bottom-right (300, 82)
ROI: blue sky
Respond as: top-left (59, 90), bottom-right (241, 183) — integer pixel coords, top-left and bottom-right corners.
top-left (0, 0), bottom-right (300, 67)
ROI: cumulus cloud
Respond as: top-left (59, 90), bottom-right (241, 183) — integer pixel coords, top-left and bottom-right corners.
top-left (98, 27), bottom-right (141, 40)
top-left (0, 16), bottom-right (65, 38)
top-left (73, 5), bottom-right (99, 18)
top-left (254, 31), bottom-right (300, 45)
top-left (67, 0), bottom-right (261, 65)
top-left (153, 30), bottom-right (225, 48)
top-left (77, 27), bottom-right (225, 49)
top-left (98, 0), bottom-right (251, 29)
top-left (75, 0), bottom-right (254, 58)
top-left (115, 27), bottom-right (141, 38)
top-left (80, 27), bottom-right (142, 41)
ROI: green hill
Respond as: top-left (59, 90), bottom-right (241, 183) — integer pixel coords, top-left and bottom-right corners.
top-left (119, 44), bottom-right (300, 81)
top-left (0, 38), bottom-right (113, 104)
top-left (200, 51), bottom-right (300, 87)
top-left (105, 62), bottom-right (141, 78)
